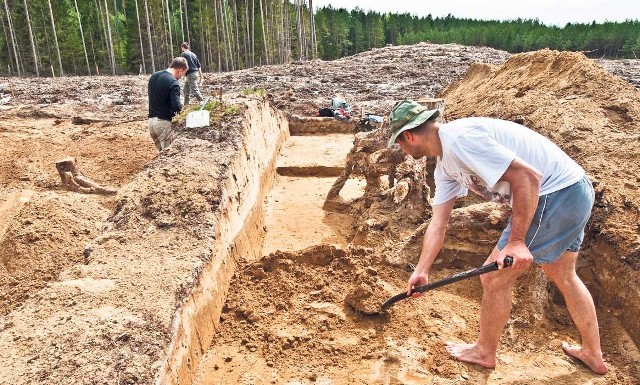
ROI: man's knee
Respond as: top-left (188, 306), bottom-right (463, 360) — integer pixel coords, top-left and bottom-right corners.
top-left (480, 268), bottom-right (524, 291)
top-left (541, 251), bottom-right (579, 287)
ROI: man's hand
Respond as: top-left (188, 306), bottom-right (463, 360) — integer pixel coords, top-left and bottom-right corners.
top-left (499, 241), bottom-right (533, 270)
top-left (407, 270), bottom-right (429, 297)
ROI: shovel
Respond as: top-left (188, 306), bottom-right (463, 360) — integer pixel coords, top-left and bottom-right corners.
top-left (380, 256), bottom-right (514, 311)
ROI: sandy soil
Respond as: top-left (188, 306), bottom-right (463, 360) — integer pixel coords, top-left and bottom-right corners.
top-left (1, 43), bottom-right (639, 383)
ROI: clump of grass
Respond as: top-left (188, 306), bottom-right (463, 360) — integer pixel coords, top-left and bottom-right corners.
top-left (241, 88), bottom-right (267, 97)
top-left (174, 98), bottom-right (241, 126)
top-left (222, 105), bottom-right (240, 115)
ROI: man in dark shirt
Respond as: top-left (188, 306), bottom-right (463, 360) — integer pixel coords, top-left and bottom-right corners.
top-left (147, 57), bottom-right (188, 152)
top-left (180, 42), bottom-right (204, 105)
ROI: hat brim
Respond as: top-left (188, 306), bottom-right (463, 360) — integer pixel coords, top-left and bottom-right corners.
top-left (387, 109), bottom-right (440, 147)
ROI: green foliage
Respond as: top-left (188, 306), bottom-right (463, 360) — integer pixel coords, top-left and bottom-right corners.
top-left (314, 7), bottom-right (640, 60)
top-left (1, 1), bottom-right (638, 77)
top-left (222, 104), bottom-right (240, 115)
top-left (241, 87), bottom-right (267, 97)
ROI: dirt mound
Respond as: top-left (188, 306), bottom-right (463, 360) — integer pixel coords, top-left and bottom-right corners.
top-left (0, 191), bottom-right (107, 315)
top-left (199, 244), bottom-right (467, 383)
top-left (197, 244), bottom-right (640, 384)
top-left (442, 48), bottom-right (640, 262)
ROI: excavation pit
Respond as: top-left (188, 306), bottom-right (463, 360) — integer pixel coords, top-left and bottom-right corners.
top-left (0, 47), bottom-right (639, 384)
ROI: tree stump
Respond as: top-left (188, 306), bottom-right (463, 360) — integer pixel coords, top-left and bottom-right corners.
top-left (55, 157), bottom-right (117, 195)
top-left (324, 128), bottom-right (404, 210)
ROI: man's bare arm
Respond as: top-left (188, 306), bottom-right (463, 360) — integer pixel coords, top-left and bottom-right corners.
top-left (498, 157), bottom-right (542, 269)
top-left (407, 196), bottom-right (456, 294)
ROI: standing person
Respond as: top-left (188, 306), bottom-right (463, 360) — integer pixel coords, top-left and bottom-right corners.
top-left (180, 42), bottom-right (204, 105)
top-left (387, 100), bottom-right (607, 375)
top-left (147, 57), bottom-right (187, 152)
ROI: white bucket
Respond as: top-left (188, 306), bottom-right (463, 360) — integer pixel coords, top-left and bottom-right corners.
top-left (186, 110), bottom-right (210, 128)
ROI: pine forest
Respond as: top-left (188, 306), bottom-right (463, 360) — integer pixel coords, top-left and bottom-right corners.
top-left (1, 1), bottom-right (639, 77)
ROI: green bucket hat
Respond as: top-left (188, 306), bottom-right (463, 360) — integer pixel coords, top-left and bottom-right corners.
top-left (387, 100), bottom-right (440, 147)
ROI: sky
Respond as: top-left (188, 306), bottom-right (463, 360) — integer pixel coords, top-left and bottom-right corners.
top-left (311, 0), bottom-right (640, 27)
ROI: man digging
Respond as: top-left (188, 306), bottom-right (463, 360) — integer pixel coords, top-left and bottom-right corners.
top-left (387, 100), bottom-right (607, 375)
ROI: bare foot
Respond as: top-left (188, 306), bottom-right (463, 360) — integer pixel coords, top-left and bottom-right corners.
top-left (562, 342), bottom-right (608, 375)
top-left (445, 342), bottom-right (496, 369)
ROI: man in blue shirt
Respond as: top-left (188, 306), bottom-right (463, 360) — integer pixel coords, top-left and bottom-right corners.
top-left (147, 57), bottom-right (187, 151)
top-left (180, 42), bottom-right (204, 105)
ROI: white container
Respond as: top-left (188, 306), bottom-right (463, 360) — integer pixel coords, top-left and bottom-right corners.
top-left (186, 110), bottom-right (210, 128)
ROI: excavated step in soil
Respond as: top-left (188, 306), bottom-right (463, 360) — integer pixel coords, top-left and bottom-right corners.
top-left (262, 130), bottom-right (365, 254)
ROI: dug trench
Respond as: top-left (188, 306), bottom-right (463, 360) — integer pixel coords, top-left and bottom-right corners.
top-left (191, 113), bottom-right (640, 383)
top-left (0, 46), bottom-right (639, 384)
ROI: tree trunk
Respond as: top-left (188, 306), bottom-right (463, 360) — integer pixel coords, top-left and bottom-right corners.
top-left (259, 0), bottom-right (268, 64)
top-left (309, 0), bottom-right (316, 58)
top-left (0, 7), bottom-right (14, 74)
top-left (143, 0), bottom-right (155, 72)
top-left (183, 0), bottom-right (190, 44)
top-left (38, 6), bottom-right (55, 75)
top-left (47, 0), bottom-right (64, 76)
top-left (111, 0), bottom-right (121, 66)
top-left (102, 0), bottom-right (116, 74)
top-left (93, 0), bottom-right (107, 75)
top-left (220, 0), bottom-right (233, 71)
top-left (296, 0), bottom-right (303, 60)
top-left (133, 0), bottom-right (146, 73)
top-left (203, 0), bottom-right (213, 70)
top-left (72, 0), bottom-right (91, 75)
top-left (198, 0), bottom-right (205, 66)
top-left (270, 1), bottom-right (277, 63)
top-left (22, 0), bottom-right (39, 76)
top-left (177, 0), bottom-right (185, 43)
top-left (121, 0), bottom-right (128, 28)
top-left (283, 1), bottom-right (288, 63)
top-left (159, 0), bottom-right (169, 64)
top-left (2, 0), bottom-right (19, 76)
top-left (232, 0), bottom-right (240, 68)
top-left (212, 0), bottom-right (221, 70)
top-left (244, 0), bottom-right (251, 68)
top-left (216, 0), bottom-right (228, 71)
top-left (222, 1), bottom-right (235, 70)
top-left (252, 0), bottom-right (257, 67)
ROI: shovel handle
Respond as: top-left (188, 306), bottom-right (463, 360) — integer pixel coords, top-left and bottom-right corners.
top-left (380, 256), bottom-right (514, 311)
top-left (200, 97), bottom-right (211, 110)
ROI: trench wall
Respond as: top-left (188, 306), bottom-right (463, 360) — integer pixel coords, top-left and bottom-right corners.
top-left (288, 116), bottom-right (354, 135)
top-left (156, 99), bottom-right (289, 384)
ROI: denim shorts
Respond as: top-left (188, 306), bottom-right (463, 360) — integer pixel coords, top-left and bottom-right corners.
top-left (497, 175), bottom-right (595, 264)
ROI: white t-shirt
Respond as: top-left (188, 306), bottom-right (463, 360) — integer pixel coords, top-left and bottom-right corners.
top-left (433, 117), bottom-right (584, 206)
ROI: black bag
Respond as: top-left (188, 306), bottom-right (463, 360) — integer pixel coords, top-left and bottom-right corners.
top-left (318, 108), bottom-right (334, 117)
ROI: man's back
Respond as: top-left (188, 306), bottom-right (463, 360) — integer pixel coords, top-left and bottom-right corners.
top-left (148, 70), bottom-right (182, 121)
top-left (434, 117), bottom-right (584, 205)
top-left (181, 50), bottom-right (201, 74)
